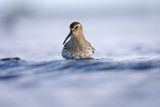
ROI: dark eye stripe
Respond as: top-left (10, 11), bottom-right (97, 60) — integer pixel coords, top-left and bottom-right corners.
top-left (75, 26), bottom-right (78, 29)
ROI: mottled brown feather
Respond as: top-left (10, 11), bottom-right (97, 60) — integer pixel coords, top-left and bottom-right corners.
top-left (62, 22), bottom-right (95, 59)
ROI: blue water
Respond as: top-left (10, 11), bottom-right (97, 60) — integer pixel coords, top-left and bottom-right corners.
top-left (0, 57), bottom-right (160, 107)
top-left (0, 57), bottom-right (160, 75)
top-left (0, 6), bottom-right (160, 106)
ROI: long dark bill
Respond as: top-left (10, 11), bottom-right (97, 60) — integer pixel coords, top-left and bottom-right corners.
top-left (63, 31), bottom-right (72, 45)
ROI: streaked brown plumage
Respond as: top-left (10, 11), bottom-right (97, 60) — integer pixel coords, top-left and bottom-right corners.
top-left (62, 22), bottom-right (95, 59)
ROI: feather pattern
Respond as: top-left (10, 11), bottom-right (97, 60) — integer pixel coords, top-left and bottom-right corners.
top-left (62, 22), bottom-right (95, 59)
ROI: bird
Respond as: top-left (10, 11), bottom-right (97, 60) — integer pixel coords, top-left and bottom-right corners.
top-left (62, 22), bottom-right (95, 59)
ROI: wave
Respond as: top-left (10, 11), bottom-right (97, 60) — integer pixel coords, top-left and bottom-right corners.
top-left (0, 57), bottom-right (160, 79)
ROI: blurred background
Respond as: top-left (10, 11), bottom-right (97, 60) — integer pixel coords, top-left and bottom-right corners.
top-left (0, 0), bottom-right (160, 60)
top-left (0, 1), bottom-right (160, 107)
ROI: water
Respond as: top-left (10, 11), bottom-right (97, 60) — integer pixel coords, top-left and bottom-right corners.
top-left (0, 57), bottom-right (160, 107)
top-left (0, 8), bottom-right (160, 107)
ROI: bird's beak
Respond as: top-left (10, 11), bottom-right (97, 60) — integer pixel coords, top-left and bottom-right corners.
top-left (63, 31), bottom-right (72, 45)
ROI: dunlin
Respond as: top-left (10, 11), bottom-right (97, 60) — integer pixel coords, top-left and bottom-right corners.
top-left (62, 22), bottom-right (95, 59)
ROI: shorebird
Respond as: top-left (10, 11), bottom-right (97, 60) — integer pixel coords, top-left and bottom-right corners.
top-left (62, 22), bottom-right (95, 59)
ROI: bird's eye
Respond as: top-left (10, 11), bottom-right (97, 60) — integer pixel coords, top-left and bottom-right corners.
top-left (75, 26), bottom-right (78, 29)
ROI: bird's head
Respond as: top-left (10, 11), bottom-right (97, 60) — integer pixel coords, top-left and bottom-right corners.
top-left (63, 22), bottom-right (83, 45)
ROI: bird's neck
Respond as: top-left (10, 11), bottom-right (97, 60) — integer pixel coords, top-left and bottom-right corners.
top-left (70, 31), bottom-right (86, 52)
top-left (71, 31), bottom-right (85, 43)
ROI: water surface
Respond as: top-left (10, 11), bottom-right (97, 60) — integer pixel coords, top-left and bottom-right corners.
top-left (0, 57), bottom-right (160, 107)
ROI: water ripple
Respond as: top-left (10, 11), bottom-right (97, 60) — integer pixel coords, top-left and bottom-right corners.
top-left (0, 57), bottom-right (160, 80)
